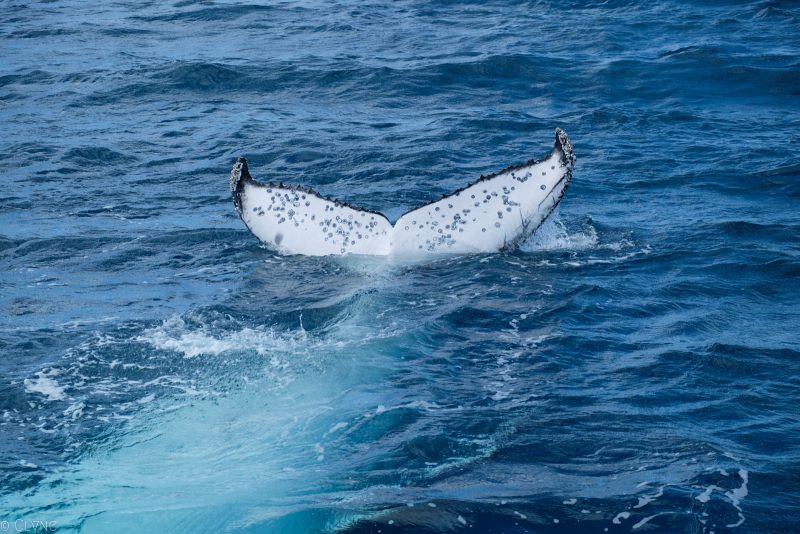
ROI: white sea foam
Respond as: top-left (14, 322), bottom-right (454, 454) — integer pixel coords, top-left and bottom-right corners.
top-left (137, 316), bottom-right (310, 359)
top-left (324, 422), bottom-right (348, 436)
top-left (64, 402), bottom-right (85, 420)
top-left (612, 511), bottom-right (631, 524)
top-left (696, 485), bottom-right (722, 503)
top-left (632, 512), bottom-right (669, 530)
top-left (725, 470), bottom-right (749, 528)
top-left (314, 443), bottom-right (325, 461)
top-left (693, 470), bottom-right (748, 528)
top-left (634, 485), bottom-right (664, 508)
top-left (24, 370), bottom-right (66, 401)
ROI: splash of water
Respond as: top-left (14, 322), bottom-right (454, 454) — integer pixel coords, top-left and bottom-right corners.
top-left (521, 214), bottom-right (599, 252)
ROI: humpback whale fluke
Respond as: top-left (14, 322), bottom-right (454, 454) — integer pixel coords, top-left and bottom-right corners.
top-left (231, 128), bottom-right (575, 256)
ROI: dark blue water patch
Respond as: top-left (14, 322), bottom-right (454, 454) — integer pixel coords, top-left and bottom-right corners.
top-left (0, 236), bottom-right (22, 254)
top-left (73, 55), bottom-right (567, 108)
top-left (131, 4), bottom-right (278, 23)
top-left (7, 28), bottom-right (80, 39)
top-left (159, 63), bottom-right (250, 91)
top-left (313, 484), bottom-right (758, 533)
top-left (752, 3), bottom-right (800, 21)
top-left (3, 236), bottom-right (122, 264)
top-left (0, 70), bottom-right (55, 87)
top-left (61, 146), bottom-right (137, 166)
top-left (97, 26), bottom-right (157, 37)
top-left (0, 142), bottom-right (58, 170)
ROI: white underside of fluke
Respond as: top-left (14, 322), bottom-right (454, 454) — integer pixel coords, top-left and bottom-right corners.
top-left (231, 128), bottom-right (575, 257)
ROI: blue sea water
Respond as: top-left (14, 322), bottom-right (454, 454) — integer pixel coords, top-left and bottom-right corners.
top-left (2, 0), bottom-right (800, 532)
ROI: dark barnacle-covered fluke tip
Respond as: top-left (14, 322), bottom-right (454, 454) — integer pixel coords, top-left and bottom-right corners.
top-left (230, 156), bottom-right (252, 215)
top-left (554, 127), bottom-right (575, 169)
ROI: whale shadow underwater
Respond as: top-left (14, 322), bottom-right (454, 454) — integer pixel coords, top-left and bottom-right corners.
top-left (231, 128), bottom-right (575, 257)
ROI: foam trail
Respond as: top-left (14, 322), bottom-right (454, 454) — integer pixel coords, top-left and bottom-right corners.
top-left (1, 286), bottom-right (408, 533)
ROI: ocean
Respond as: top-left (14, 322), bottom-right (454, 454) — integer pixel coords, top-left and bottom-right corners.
top-left (1, 1), bottom-right (799, 532)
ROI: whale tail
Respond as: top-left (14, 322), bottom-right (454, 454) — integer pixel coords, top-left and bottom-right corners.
top-left (231, 129), bottom-right (575, 256)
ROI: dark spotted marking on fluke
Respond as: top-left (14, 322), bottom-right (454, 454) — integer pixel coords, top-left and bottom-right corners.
top-left (231, 128), bottom-right (575, 256)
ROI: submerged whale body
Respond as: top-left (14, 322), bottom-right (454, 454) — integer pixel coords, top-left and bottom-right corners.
top-left (231, 128), bottom-right (575, 256)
